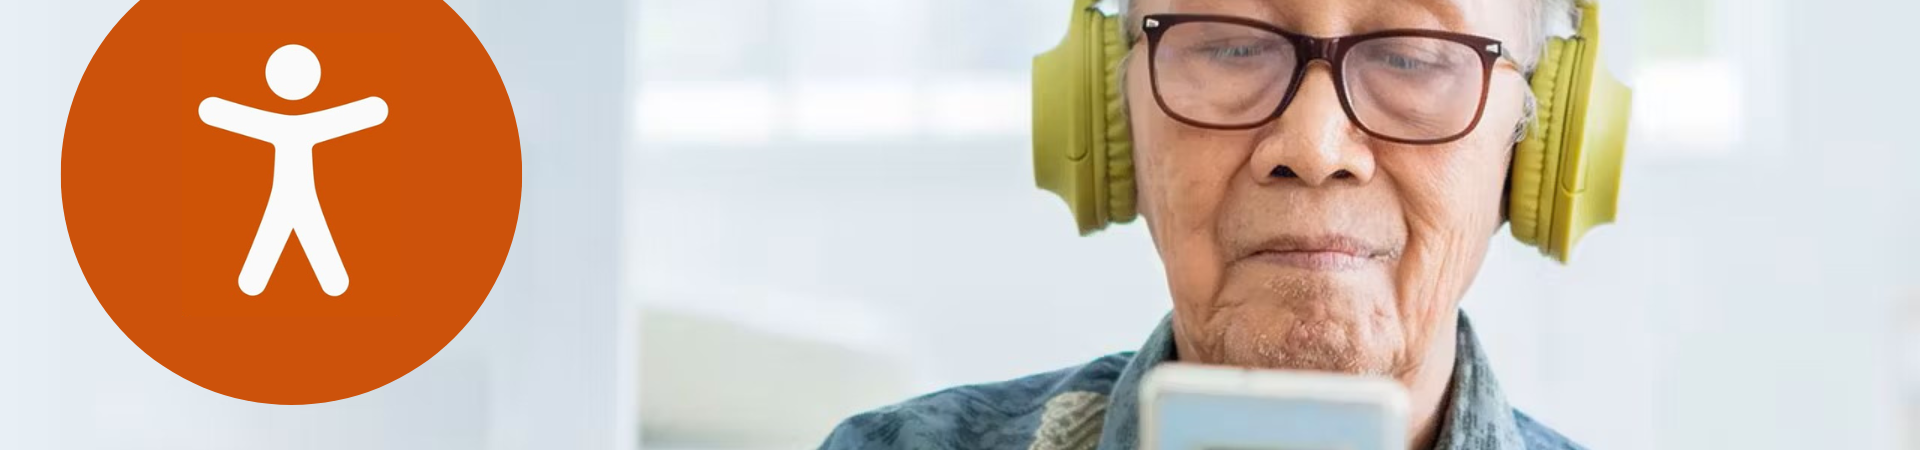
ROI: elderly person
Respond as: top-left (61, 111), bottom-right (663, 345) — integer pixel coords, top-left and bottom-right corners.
top-left (822, 0), bottom-right (1604, 448)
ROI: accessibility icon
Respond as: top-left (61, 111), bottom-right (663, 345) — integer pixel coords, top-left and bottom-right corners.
top-left (63, 0), bottom-right (521, 405)
top-left (200, 44), bottom-right (391, 297)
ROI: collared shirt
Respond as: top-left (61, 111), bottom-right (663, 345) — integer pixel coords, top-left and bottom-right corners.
top-left (819, 313), bottom-right (1584, 450)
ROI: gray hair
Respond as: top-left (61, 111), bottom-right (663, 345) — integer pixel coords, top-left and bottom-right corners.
top-left (1522, 0), bottom-right (1581, 73)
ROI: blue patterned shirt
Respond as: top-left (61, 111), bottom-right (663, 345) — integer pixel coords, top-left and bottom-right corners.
top-left (820, 313), bottom-right (1583, 450)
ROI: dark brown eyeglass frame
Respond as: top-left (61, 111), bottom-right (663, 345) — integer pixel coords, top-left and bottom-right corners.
top-left (1141, 13), bottom-right (1509, 145)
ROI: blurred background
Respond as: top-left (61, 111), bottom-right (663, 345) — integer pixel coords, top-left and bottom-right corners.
top-left (4, 0), bottom-right (1920, 449)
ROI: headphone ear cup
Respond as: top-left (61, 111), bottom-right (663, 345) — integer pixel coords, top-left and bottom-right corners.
top-left (1101, 17), bottom-right (1137, 225)
top-left (1508, 0), bottom-right (1633, 263)
top-left (1032, 1), bottom-right (1130, 234)
top-left (1508, 38), bottom-right (1570, 250)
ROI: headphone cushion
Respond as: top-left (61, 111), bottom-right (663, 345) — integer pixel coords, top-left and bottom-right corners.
top-left (1508, 39), bottom-right (1567, 247)
top-left (1101, 18), bottom-right (1137, 224)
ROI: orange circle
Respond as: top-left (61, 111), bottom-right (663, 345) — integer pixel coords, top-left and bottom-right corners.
top-left (63, 0), bottom-right (521, 405)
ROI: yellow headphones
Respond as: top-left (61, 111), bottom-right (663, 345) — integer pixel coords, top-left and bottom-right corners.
top-left (1032, 0), bottom-right (1632, 263)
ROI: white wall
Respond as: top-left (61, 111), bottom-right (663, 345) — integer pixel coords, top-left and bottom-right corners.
top-left (0, 1), bottom-right (634, 449)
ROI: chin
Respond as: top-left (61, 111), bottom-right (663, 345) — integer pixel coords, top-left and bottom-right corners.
top-left (1199, 275), bottom-right (1406, 376)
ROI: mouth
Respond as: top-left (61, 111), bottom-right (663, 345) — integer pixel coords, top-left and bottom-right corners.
top-left (1242, 234), bottom-right (1394, 272)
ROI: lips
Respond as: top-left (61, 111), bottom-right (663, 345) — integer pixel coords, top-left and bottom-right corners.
top-left (1243, 234), bottom-right (1392, 271)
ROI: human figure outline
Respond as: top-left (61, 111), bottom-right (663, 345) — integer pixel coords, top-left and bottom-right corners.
top-left (198, 44), bottom-right (388, 296)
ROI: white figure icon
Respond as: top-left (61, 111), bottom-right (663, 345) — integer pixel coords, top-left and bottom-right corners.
top-left (199, 44), bottom-right (388, 297)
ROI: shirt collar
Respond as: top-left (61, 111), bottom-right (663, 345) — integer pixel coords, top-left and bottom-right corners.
top-left (1096, 312), bottom-right (1526, 450)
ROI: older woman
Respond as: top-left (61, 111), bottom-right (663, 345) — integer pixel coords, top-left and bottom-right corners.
top-left (823, 0), bottom-right (1607, 448)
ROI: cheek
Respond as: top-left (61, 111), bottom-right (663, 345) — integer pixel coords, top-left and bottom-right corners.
top-left (1131, 88), bottom-right (1245, 320)
top-left (1392, 145), bottom-right (1508, 232)
top-left (1383, 130), bottom-right (1513, 320)
top-left (1140, 143), bottom-right (1235, 312)
top-left (1394, 80), bottom-right (1526, 241)
top-left (1372, 13), bottom-right (1528, 342)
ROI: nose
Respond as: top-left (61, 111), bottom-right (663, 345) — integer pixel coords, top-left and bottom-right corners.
top-left (1246, 64), bottom-right (1376, 187)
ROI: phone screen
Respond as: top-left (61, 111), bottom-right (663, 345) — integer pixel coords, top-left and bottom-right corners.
top-left (1141, 365), bottom-right (1404, 450)
top-left (1151, 392), bottom-right (1383, 450)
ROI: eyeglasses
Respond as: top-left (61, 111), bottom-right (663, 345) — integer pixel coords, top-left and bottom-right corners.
top-left (1141, 14), bottom-right (1513, 145)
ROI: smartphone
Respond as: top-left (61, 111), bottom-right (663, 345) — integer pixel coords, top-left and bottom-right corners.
top-left (1138, 363), bottom-right (1409, 450)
